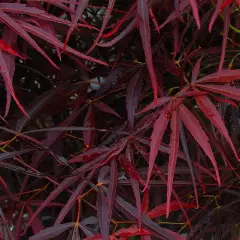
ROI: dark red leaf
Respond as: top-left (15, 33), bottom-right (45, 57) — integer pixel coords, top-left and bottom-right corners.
top-left (137, 0), bottom-right (158, 103)
top-left (126, 69), bottom-right (143, 129)
top-left (166, 110), bottom-right (180, 218)
top-left (179, 104), bottom-right (221, 185)
top-left (195, 95), bottom-right (238, 160)
top-left (114, 228), bottom-right (151, 237)
top-left (145, 108), bottom-right (169, 191)
top-left (84, 105), bottom-right (95, 149)
top-left (94, 101), bottom-right (121, 118)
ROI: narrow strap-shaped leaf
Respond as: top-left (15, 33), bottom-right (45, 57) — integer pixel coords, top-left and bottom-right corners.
top-left (147, 200), bottom-right (196, 219)
top-left (191, 56), bottom-right (202, 82)
top-left (144, 108), bottom-right (169, 191)
top-left (166, 110), bottom-right (180, 217)
top-left (180, 121), bottom-right (199, 209)
top-left (188, 0), bottom-right (200, 29)
top-left (126, 69), bottom-right (143, 129)
top-left (136, 97), bottom-right (172, 115)
top-left (87, 0), bottom-right (115, 54)
top-left (0, 9), bottom-right (58, 68)
top-left (29, 222), bottom-right (74, 240)
top-left (137, 0), bottom-right (158, 103)
top-left (219, 6), bottom-right (231, 71)
top-left (179, 104), bottom-right (221, 185)
top-left (195, 95), bottom-right (238, 160)
top-left (195, 84), bottom-right (240, 101)
top-left (18, 21), bottom-right (108, 66)
top-left (63, 0), bottom-right (89, 49)
top-left (209, 0), bottom-right (223, 32)
top-left (94, 101), bottom-right (121, 118)
top-left (195, 69), bottom-right (240, 83)
top-left (0, 148), bottom-right (33, 162)
top-left (98, 18), bottom-right (136, 47)
top-left (84, 105), bottom-right (95, 149)
top-left (55, 169), bottom-right (96, 224)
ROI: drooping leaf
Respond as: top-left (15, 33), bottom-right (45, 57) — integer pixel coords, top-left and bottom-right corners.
top-left (179, 104), bottom-right (221, 185)
top-left (113, 227), bottom-right (151, 237)
top-left (26, 205), bottom-right (44, 234)
top-left (166, 110), bottom-right (180, 218)
top-left (209, 0), bottom-right (223, 32)
top-left (145, 107), bottom-right (170, 191)
top-left (137, 0), bottom-right (158, 103)
top-left (126, 69), bottom-right (143, 129)
top-left (195, 95), bottom-right (238, 159)
top-left (188, 0), bottom-right (200, 29)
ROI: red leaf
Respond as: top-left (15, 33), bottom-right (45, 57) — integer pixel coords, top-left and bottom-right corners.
top-left (141, 188), bottom-right (149, 213)
top-left (63, 0), bottom-right (89, 50)
top-left (148, 200), bottom-right (196, 219)
top-left (68, 147), bottom-right (109, 164)
top-left (179, 104), bottom-right (221, 185)
top-left (144, 108), bottom-right (170, 191)
top-left (191, 56), bottom-right (202, 82)
top-left (94, 101), bottom-right (121, 118)
top-left (195, 95), bottom-right (238, 160)
top-left (55, 169), bottom-right (96, 224)
top-left (19, 21), bottom-right (108, 66)
top-left (126, 69), bottom-right (143, 129)
top-left (219, 6), bottom-right (230, 71)
top-left (166, 110), bottom-right (180, 218)
top-left (195, 69), bottom-right (240, 83)
top-left (98, 18), bottom-right (136, 47)
top-left (137, 0), bottom-right (158, 103)
top-left (0, 9), bottom-right (58, 68)
top-left (0, 39), bottom-right (25, 59)
top-left (114, 228), bottom-right (151, 237)
top-left (84, 105), bottom-right (95, 149)
top-left (26, 205), bottom-right (44, 235)
top-left (2, 27), bottom-right (17, 117)
top-left (87, 0), bottom-right (116, 54)
top-left (209, 0), bottom-right (223, 32)
top-left (188, 0), bottom-right (200, 29)
top-left (157, 0), bottom-right (189, 30)
top-left (136, 97), bottom-right (172, 115)
top-left (195, 84), bottom-right (240, 101)
top-left (0, 176), bottom-right (8, 189)
top-left (0, 50), bottom-right (28, 117)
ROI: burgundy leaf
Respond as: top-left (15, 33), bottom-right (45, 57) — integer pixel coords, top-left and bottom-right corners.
top-left (114, 228), bottom-right (151, 237)
top-left (209, 0), bottom-right (223, 32)
top-left (87, 0), bottom-right (116, 54)
top-left (18, 21), bottom-right (108, 66)
top-left (191, 56), bottom-right (202, 82)
top-left (188, 0), bottom-right (200, 29)
top-left (166, 110), bottom-right (180, 218)
top-left (63, 0), bottom-right (89, 49)
top-left (84, 105), bottom-right (95, 149)
top-left (29, 222), bottom-right (74, 240)
top-left (0, 9), bottom-right (58, 68)
top-left (68, 147), bottom-right (109, 164)
top-left (195, 69), bottom-right (240, 83)
top-left (195, 95), bottom-right (238, 160)
top-left (144, 107), bottom-right (170, 191)
top-left (219, 6), bottom-right (230, 71)
top-left (179, 104), bottom-right (221, 185)
top-left (26, 205), bottom-right (44, 234)
top-left (136, 97), bottom-right (172, 115)
top-left (94, 101), bottom-right (121, 118)
top-left (195, 84), bottom-right (240, 101)
top-left (126, 69), bottom-right (143, 129)
top-left (137, 0), bottom-right (158, 103)
top-left (141, 188), bottom-right (149, 213)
